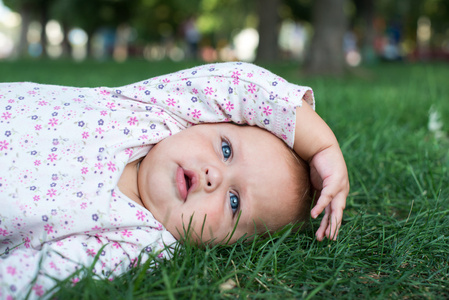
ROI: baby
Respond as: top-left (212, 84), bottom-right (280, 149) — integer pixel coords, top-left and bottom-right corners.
top-left (0, 62), bottom-right (349, 298)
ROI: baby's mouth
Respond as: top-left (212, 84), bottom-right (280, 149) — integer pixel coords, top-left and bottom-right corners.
top-left (176, 167), bottom-right (197, 202)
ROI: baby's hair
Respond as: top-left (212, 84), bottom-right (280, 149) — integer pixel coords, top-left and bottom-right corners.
top-left (285, 146), bottom-right (313, 225)
top-left (264, 143), bottom-right (313, 234)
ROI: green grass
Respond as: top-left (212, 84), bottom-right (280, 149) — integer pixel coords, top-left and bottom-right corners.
top-left (1, 59), bottom-right (448, 299)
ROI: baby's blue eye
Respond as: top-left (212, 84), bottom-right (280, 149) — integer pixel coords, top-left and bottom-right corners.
top-left (222, 140), bottom-right (232, 161)
top-left (230, 192), bottom-right (239, 214)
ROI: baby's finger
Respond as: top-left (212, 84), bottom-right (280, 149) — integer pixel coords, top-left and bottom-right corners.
top-left (325, 214), bottom-right (342, 240)
top-left (325, 200), bottom-right (345, 240)
top-left (315, 207), bottom-right (330, 241)
top-left (310, 190), bottom-right (333, 219)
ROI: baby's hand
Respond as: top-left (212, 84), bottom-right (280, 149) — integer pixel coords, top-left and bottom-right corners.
top-left (309, 144), bottom-right (349, 241)
top-left (293, 102), bottom-right (349, 241)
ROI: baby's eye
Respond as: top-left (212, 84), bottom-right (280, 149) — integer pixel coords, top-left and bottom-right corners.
top-left (221, 140), bottom-right (232, 161)
top-left (230, 192), bottom-right (239, 214)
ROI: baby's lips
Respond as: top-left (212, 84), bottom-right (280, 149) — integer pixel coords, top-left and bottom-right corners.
top-left (176, 166), bottom-right (188, 201)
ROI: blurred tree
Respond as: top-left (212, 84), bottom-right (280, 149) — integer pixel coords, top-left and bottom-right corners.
top-left (256, 0), bottom-right (281, 61)
top-left (4, 0), bottom-right (54, 57)
top-left (60, 0), bottom-right (135, 57)
top-left (305, 0), bottom-right (348, 75)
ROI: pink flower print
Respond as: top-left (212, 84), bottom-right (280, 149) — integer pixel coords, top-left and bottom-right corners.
top-left (80, 202), bottom-right (87, 209)
top-left (162, 78), bottom-right (170, 83)
top-left (151, 97), bottom-right (157, 103)
top-left (244, 108), bottom-right (256, 121)
top-left (7, 266), bottom-right (16, 275)
top-left (95, 162), bottom-right (103, 170)
top-left (1, 111), bottom-right (11, 120)
top-left (49, 261), bottom-right (59, 270)
top-left (44, 224), bottom-right (54, 234)
top-left (106, 102), bottom-right (116, 109)
top-left (82, 131), bottom-right (89, 139)
top-left (192, 88), bottom-right (199, 94)
top-left (33, 284), bottom-right (44, 297)
top-left (53, 106), bottom-right (61, 110)
top-left (138, 85), bottom-right (145, 91)
top-left (281, 134), bottom-right (287, 140)
top-left (225, 101), bottom-right (234, 111)
top-left (87, 248), bottom-right (96, 257)
top-left (248, 83), bottom-right (256, 94)
top-left (121, 229), bottom-right (132, 237)
top-left (34, 160), bottom-right (41, 166)
top-left (128, 116), bottom-right (138, 125)
top-left (48, 118), bottom-right (58, 127)
top-left (48, 153), bottom-right (58, 162)
top-left (107, 161), bottom-right (116, 172)
top-left (166, 98), bottom-right (176, 106)
top-left (100, 110), bottom-right (107, 116)
top-left (100, 89), bottom-right (110, 96)
top-left (125, 148), bottom-right (133, 157)
top-left (232, 71), bottom-right (241, 78)
top-left (284, 118), bottom-right (294, 132)
top-left (263, 106), bottom-right (272, 116)
top-left (247, 73), bottom-right (253, 78)
top-left (136, 210), bottom-right (145, 221)
top-left (0, 140), bottom-right (8, 151)
top-left (233, 78), bottom-right (240, 85)
top-left (27, 90), bottom-right (36, 95)
top-left (204, 87), bottom-right (214, 95)
top-left (81, 167), bottom-right (88, 174)
top-left (155, 109), bottom-right (164, 116)
top-left (71, 277), bottom-right (80, 286)
top-left (35, 124), bottom-right (42, 130)
top-left (47, 189), bottom-right (57, 197)
top-left (33, 195), bottom-right (40, 201)
top-left (96, 127), bottom-right (104, 135)
top-left (192, 109), bottom-right (201, 119)
top-left (38, 100), bottom-right (48, 106)
top-left (0, 228), bottom-right (8, 236)
top-left (112, 241), bottom-right (120, 249)
top-left (24, 237), bottom-right (31, 248)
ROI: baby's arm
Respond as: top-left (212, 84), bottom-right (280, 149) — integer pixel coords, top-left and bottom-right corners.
top-left (294, 101), bottom-right (349, 241)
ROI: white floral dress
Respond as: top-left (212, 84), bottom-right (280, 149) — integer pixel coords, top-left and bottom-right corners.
top-left (0, 62), bottom-right (314, 299)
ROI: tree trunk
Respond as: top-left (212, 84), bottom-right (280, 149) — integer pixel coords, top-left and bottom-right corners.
top-left (18, 3), bottom-right (31, 57)
top-left (256, 0), bottom-right (280, 62)
top-left (60, 21), bottom-right (72, 58)
top-left (305, 0), bottom-right (347, 75)
top-left (39, 0), bottom-right (49, 58)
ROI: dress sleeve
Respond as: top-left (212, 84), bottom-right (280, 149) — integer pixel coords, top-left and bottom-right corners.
top-left (114, 62), bottom-right (314, 148)
top-left (0, 233), bottom-right (171, 299)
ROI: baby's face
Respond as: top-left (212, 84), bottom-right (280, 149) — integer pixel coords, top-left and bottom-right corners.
top-left (138, 123), bottom-right (298, 244)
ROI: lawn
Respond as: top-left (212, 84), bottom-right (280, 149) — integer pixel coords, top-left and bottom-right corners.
top-left (1, 59), bottom-right (448, 299)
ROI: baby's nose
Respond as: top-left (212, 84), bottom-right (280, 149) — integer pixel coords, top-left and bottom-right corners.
top-left (203, 165), bottom-right (223, 192)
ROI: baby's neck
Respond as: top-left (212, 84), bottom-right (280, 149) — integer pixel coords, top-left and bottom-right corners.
top-left (117, 160), bottom-right (144, 207)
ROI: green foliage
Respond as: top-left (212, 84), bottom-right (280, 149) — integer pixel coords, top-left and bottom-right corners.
top-left (1, 60), bottom-right (448, 299)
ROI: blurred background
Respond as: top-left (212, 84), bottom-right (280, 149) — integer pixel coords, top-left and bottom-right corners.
top-left (0, 0), bottom-right (448, 74)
